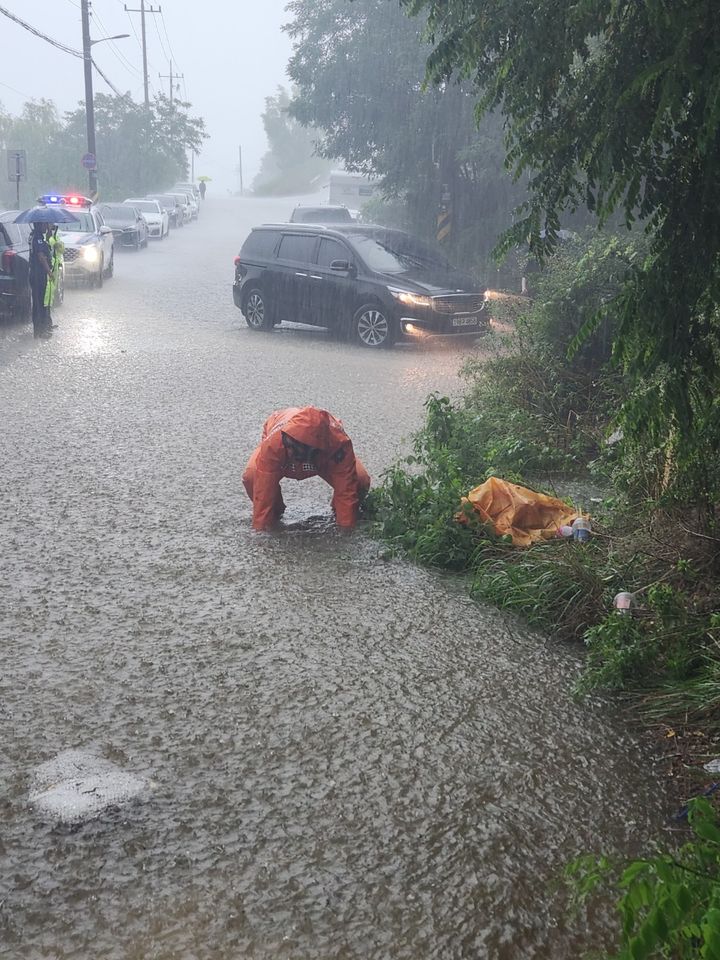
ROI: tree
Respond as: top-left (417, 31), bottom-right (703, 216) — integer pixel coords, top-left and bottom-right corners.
top-left (285, 0), bottom-right (527, 267)
top-left (0, 92), bottom-right (207, 207)
top-left (63, 93), bottom-right (207, 198)
top-left (253, 86), bottom-right (330, 195)
top-left (401, 0), bottom-right (720, 498)
top-left (0, 100), bottom-right (72, 207)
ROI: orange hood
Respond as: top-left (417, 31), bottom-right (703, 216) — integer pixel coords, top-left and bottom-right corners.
top-left (280, 407), bottom-right (346, 450)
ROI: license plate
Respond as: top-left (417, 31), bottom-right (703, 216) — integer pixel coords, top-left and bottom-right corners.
top-left (452, 316), bottom-right (479, 327)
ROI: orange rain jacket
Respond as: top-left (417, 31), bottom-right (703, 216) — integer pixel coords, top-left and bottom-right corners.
top-left (242, 407), bottom-right (370, 530)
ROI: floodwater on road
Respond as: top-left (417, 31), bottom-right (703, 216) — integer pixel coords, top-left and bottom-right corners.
top-left (0, 197), bottom-right (673, 959)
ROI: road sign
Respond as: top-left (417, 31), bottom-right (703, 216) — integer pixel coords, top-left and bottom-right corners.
top-left (81, 153), bottom-right (97, 170)
top-left (7, 149), bottom-right (26, 182)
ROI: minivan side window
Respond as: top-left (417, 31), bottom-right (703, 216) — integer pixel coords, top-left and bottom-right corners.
top-left (241, 230), bottom-right (279, 258)
top-left (316, 238), bottom-right (349, 268)
top-left (277, 234), bottom-right (316, 263)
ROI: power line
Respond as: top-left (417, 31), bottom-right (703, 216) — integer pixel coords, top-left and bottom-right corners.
top-left (124, 0), bottom-right (160, 106)
top-left (0, 3), bottom-right (83, 58)
top-left (159, 10), bottom-right (181, 74)
top-left (92, 7), bottom-right (142, 78)
top-left (0, 2), bottom-right (129, 99)
top-left (151, 9), bottom-right (170, 65)
top-left (92, 59), bottom-right (133, 100)
top-left (0, 77), bottom-right (36, 100)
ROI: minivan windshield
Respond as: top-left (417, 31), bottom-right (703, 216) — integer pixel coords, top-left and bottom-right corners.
top-left (346, 230), bottom-right (452, 274)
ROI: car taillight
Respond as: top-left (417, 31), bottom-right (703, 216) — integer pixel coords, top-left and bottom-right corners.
top-left (233, 256), bottom-right (241, 266)
top-left (1, 249), bottom-right (16, 271)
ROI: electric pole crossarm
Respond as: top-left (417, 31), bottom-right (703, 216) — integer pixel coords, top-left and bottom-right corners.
top-left (159, 59), bottom-right (184, 104)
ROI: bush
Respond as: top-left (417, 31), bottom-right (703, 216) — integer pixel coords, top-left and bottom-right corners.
top-left (568, 797), bottom-right (720, 960)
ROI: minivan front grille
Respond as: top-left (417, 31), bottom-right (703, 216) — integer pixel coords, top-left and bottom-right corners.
top-left (63, 248), bottom-right (80, 263)
top-left (432, 294), bottom-right (486, 315)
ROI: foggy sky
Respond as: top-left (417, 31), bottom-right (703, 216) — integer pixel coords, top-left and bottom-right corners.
top-left (0, 0), bottom-right (293, 192)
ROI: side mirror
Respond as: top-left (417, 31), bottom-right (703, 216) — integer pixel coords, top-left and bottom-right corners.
top-left (330, 259), bottom-right (356, 276)
top-left (99, 225), bottom-right (112, 235)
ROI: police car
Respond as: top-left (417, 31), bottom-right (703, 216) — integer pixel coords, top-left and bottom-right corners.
top-left (41, 194), bottom-right (114, 288)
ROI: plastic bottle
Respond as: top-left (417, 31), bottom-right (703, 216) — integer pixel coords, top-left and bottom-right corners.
top-left (571, 517), bottom-right (592, 542)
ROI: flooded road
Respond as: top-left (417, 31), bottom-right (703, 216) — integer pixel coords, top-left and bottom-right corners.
top-left (1, 197), bottom-right (671, 958)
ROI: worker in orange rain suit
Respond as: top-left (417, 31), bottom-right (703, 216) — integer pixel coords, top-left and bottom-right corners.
top-left (242, 407), bottom-right (371, 531)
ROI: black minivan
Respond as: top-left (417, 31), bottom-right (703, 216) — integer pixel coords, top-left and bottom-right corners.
top-left (232, 223), bottom-right (488, 348)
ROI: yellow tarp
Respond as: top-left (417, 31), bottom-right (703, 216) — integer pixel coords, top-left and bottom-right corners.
top-left (460, 477), bottom-right (580, 547)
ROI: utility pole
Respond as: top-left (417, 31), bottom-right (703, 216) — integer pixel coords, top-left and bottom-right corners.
top-left (80, 0), bottom-right (98, 199)
top-left (159, 60), bottom-right (183, 104)
top-left (238, 145), bottom-right (243, 195)
top-left (125, 0), bottom-right (161, 108)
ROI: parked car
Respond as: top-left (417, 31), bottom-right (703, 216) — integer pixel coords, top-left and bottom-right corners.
top-left (147, 194), bottom-right (184, 229)
top-left (0, 211), bottom-right (31, 319)
top-left (173, 182), bottom-right (200, 202)
top-left (164, 192), bottom-right (192, 223)
top-left (173, 189), bottom-right (198, 220)
top-left (289, 205), bottom-right (354, 225)
top-left (41, 194), bottom-right (114, 288)
top-left (97, 203), bottom-right (149, 250)
top-left (123, 198), bottom-right (169, 239)
top-left (232, 223), bottom-right (488, 348)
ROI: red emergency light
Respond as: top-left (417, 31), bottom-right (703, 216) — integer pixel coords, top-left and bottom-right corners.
top-left (39, 193), bottom-right (93, 208)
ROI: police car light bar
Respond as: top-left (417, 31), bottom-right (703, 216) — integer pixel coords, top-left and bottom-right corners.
top-left (39, 193), bottom-right (93, 208)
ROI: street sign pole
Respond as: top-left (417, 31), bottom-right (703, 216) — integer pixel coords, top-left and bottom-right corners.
top-left (6, 150), bottom-right (26, 208)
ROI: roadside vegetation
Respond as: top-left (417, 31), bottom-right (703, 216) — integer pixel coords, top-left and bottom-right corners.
top-left (366, 233), bottom-right (720, 957)
top-left (252, 86), bottom-right (330, 196)
top-left (282, 0), bottom-right (720, 949)
top-left (0, 93), bottom-right (205, 206)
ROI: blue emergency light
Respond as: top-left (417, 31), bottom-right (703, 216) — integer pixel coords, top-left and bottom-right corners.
top-left (39, 193), bottom-right (92, 208)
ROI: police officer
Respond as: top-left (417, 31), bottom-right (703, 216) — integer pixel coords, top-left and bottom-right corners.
top-left (29, 221), bottom-right (53, 337)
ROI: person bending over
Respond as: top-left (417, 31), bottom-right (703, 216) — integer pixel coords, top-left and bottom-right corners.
top-left (242, 406), bottom-right (370, 530)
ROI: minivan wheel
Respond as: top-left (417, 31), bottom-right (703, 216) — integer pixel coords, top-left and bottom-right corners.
top-left (244, 288), bottom-right (274, 331)
top-left (351, 303), bottom-right (396, 348)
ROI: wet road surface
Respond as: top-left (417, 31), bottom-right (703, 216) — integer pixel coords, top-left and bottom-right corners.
top-left (0, 197), bottom-right (672, 959)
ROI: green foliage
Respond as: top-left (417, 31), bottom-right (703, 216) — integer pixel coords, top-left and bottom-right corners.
top-left (400, 0), bottom-right (720, 506)
top-left (370, 232), bottom-right (637, 572)
top-left (635, 656), bottom-right (720, 735)
top-left (252, 86), bottom-right (330, 195)
top-left (368, 394), bottom-right (498, 569)
top-left (569, 798), bottom-right (720, 959)
top-left (284, 0), bottom-right (532, 271)
top-left (470, 541), bottom-right (609, 639)
top-left (0, 93), bottom-right (206, 206)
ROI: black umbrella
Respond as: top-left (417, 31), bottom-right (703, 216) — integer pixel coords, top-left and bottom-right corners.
top-left (14, 205), bottom-right (80, 224)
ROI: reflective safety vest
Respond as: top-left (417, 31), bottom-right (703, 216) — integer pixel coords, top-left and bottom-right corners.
top-left (44, 232), bottom-right (64, 307)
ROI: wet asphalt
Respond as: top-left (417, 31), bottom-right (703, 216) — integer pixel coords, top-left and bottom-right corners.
top-left (0, 196), bottom-right (672, 959)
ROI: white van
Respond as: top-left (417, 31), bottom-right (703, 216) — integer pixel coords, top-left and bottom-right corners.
top-left (328, 170), bottom-right (377, 208)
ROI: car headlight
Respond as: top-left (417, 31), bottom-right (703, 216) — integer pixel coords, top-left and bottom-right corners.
top-left (389, 287), bottom-right (432, 308)
top-left (82, 246), bottom-right (100, 263)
